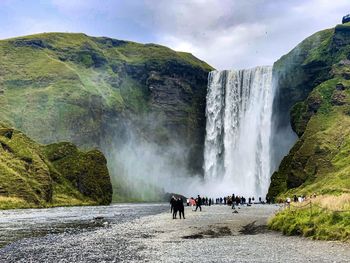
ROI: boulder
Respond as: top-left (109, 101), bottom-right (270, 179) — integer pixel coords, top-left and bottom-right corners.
top-left (331, 90), bottom-right (347, 105)
top-left (342, 14), bottom-right (350, 24)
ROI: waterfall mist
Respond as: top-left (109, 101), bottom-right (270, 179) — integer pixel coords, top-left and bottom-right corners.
top-left (105, 116), bottom-right (206, 201)
top-left (203, 66), bottom-right (274, 198)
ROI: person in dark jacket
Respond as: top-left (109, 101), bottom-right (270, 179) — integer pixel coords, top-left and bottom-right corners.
top-left (177, 198), bottom-right (185, 219)
top-left (195, 195), bottom-right (202, 212)
top-left (172, 199), bottom-right (179, 219)
top-left (170, 196), bottom-right (176, 213)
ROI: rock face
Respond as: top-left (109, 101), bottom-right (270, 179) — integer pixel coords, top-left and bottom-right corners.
top-left (0, 122), bottom-right (112, 209)
top-left (268, 23), bottom-right (350, 198)
top-left (342, 15), bottom-right (350, 24)
top-left (0, 33), bottom-right (213, 200)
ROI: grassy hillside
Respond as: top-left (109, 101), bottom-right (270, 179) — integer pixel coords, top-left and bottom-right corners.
top-left (0, 122), bottom-right (112, 209)
top-left (269, 194), bottom-right (350, 241)
top-left (268, 23), bottom-right (350, 241)
top-left (269, 23), bottom-right (350, 199)
top-left (0, 33), bottom-right (213, 201)
top-left (0, 33), bottom-right (211, 146)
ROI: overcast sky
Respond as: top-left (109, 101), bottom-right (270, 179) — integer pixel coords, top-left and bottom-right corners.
top-left (0, 0), bottom-right (349, 69)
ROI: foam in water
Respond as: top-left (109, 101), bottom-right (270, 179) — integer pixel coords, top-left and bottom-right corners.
top-left (204, 66), bottom-right (273, 198)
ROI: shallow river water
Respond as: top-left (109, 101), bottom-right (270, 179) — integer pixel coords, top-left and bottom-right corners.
top-left (0, 204), bottom-right (349, 262)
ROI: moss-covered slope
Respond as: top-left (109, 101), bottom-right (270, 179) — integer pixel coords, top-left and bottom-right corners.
top-left (268, 23), bottom-right (350, 199)
top-left (0, 33), bottom-right (213, 200)
top-left (0, 123), bottom-right (112, 209)
top-left (0, 32), bottom-right (212, 156)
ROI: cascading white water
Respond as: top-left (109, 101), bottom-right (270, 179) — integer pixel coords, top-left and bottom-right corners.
top-left (204, 66), bottom-right (273, 198)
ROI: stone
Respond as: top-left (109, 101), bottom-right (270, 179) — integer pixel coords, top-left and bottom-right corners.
top-left (331, 90), bottom-right (347, 105)
top-left (342, 14), bottom-right (350, 24)
top-left (336, 83), bottom-right (345, 90)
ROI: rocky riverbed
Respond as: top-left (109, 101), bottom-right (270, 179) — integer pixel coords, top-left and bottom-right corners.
top-left (0, 204), bottom-right (349, 262)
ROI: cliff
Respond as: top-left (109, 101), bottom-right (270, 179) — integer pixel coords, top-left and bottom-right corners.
top-left (268, 23), bottom-right (350, 198)
top-left (0, 122), bottom-right (112, 209)
top-left (0, 33), bottom-right (213, 200)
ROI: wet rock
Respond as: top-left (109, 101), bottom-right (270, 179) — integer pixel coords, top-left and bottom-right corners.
top-left (336, 83), bottom-right (345, 90)
top-left (342, 14), bottom-right (350, 24)
top-left (306, 92), bottom-right (322, 112)
top-left (239, 221), bottom-right (269, 235)
top-left (11, 39), bottom-right (51, 49)
top-left (183, 226), bottom-right (232, 239)
top-left (331, 90), bottom-right (347, 105)
top-left (95, 37), bottom-right (127, 47)
top-left (182, 233), bottom-right (203, 239)
top-left (0, 128), bottom-right (13, 139)
top-left (44, 142), bottom-right (113, 205)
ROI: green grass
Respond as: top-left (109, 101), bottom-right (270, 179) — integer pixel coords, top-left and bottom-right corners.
top-left (269, 196), bottom-right (350, 241)
top-left (0, 196), bottom-right (34, 209)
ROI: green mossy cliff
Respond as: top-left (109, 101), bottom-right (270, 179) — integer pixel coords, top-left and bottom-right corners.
top-left (0, 123), bottom-right (112, 209)
top-left (0, 33), bottom-right (212, 164)
top-left (0, 33), bottom-right (213, 200)
top-left (268, 23), bottom-right (350, 199)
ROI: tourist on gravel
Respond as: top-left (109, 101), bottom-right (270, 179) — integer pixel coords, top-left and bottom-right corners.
top-left (177, 198), bottom-right (185, 219)
top-left (231, 194), bottom-right (235, 209)
top-left (195, 195), bottom-right (202, 212)
top-left (235, 196), bottom-right (240, 206)
top-left (170, 196), bottom-right (176, 214)
top-left (190, 197), bottom-right (196, 209)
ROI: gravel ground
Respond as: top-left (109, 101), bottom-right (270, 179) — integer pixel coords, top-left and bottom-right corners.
top-left (0, 204), bottom-right (349, 262)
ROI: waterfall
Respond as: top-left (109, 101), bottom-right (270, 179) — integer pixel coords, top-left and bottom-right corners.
top-left (204, 66), bottom-right (273, 198)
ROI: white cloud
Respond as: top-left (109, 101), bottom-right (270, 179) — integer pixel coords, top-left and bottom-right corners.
top-left (1, 0), bottom-right (349, 69)
top-left (138, 0), bottom-right (350, 69)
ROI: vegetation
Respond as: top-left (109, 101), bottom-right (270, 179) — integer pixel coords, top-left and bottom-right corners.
top-left (0, 122), bottom-right (112, 209)
top-left (0, 32), bottom-right (212, 146)
top-left (269, 23), bottom-right (350, 199)
top-left (0, 32), bottom-right (213, 201)
top-left (269, 194), bottom-right (350, 241)
top-left (268, 23), bottom-right (350, 241)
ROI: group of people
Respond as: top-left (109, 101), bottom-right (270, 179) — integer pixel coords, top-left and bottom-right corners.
top-left (170, 196), bottom-right (185, 219)
top-left (286, 193), bottom-right (317, 206)
top-left (187, 195), bottom-right (211, 209)
top-left (206, 195), bottom-right (267, 207)
top-left (170, 193), bottom-right (273, 219)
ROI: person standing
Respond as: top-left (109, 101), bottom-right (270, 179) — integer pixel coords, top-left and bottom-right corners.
top-left (195, 195), bottom-right (202, 212)
top-left (170, 196), bottom-right (176, 213)
top-left (231, 194), bottom-right (235, 209)
top-left (178, 198), bottom-right (185, 219)
top-left (293, 195), bottom-right (298, 202)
